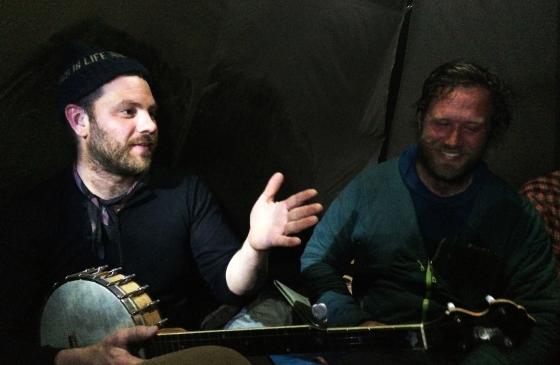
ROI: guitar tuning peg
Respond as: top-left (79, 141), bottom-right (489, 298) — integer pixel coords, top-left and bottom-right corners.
top-left (485, 295), bottom-right (495, 304)
top-left (311, 302), bottom-right (328, 328)
top-left (447, 302), bottom-right (456, 310)
top-left (156, 318), bottom-right (168, 328)
top-left (107, 267), bottom-right (122, 277)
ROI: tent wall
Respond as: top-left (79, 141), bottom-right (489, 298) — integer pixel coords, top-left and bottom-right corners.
top-left (387, 0), bottom-right (559, 188)
top-left (1, 1), bottom-right (558, 244)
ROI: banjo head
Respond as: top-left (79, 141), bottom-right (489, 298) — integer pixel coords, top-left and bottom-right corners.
top-left (40, 267), bottom-right (161, 348)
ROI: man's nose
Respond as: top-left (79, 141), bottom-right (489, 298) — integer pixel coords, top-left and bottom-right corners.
top-left (137, 111), bottom-right (157, 134)
top-left (444, 126), bottom-right (461, 146)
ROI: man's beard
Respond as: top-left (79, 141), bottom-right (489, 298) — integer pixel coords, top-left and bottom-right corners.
top-left (416, 135), bottom-right (485, 185)
top-left (88, 118), bottom-right (158, 176)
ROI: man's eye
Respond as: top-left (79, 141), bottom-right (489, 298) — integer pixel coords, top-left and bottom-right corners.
top-left (433, 120), bottom-right (449, 128)
top-left (464, 125), bottom-right (484, 133)
top-left (121, 108), bottom-right (136, 117)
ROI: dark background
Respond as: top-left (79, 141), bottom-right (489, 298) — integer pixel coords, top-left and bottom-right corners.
top-left (1, 0), bottom-right (558, 282)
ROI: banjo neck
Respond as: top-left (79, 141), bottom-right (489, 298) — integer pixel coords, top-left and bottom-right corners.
top-left (145, 295), bottom-right (536, 357)
top-left (145, 323), bottom-right (428, 357)
top-left (40, 267), bottom-right (536, 358)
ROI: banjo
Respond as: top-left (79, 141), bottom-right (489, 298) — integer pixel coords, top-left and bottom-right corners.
top-left (40, 266), bottom-right (165, 349)
top-left (40, 266), bottom-right (535, 358)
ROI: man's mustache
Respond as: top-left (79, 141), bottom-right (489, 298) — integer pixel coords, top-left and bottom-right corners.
top-left (129, 133), bottom-right (158, 147)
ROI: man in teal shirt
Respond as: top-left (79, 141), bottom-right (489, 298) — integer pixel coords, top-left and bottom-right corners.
top-left (302, 61), bottom-right (560, 364)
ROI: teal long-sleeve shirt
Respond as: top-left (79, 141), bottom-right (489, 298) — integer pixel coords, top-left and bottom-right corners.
top-left (301, 157), bottom-right (560, 364)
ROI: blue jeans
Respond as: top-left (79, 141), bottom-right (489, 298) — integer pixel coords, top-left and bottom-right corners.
top-left (225, 290), bottom-right (322, 364)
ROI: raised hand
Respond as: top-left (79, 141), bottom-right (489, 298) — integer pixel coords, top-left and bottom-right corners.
top-left (248, 172), bottom-right (323, 251)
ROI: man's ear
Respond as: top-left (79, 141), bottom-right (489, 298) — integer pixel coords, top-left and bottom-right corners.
top-left (64, 104), bottom-right (89, 139)
top-left (416, 114), bottom-right (424, 131)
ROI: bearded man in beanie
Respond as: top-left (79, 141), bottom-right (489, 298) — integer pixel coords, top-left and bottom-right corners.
top-left (0, 42), bottom-right (322, 364)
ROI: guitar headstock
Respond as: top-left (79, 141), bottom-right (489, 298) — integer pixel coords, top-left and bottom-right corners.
top-left (432, 296), bottom-right (535, 352)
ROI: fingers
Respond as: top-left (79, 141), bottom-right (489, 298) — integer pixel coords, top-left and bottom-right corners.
top-left (124, 325), bottom-right (159, 342)
top-left (59, 327), bottom-right (157, 365)
top-left (262, 173), bottom-right (321, 212)
top-left (261, 172), bottom-right (284, 201)
top-left (272, 235), bottom-right (302, 247)
top-left (287, 203), bottom-right (323, 221)
top-left (114, 352), bottom-right (145, 365)
top-left (284, 216), bottom-right (320, 235)
top-left (107, 325), bottom-right (158, 347)
top-left (284, 188), bottom-right (319, 210)
top-left (253, 174), bottom-right (323, 249)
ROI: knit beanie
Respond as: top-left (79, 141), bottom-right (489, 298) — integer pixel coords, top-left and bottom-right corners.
top-left (56, 41), bottom-right (150, 115)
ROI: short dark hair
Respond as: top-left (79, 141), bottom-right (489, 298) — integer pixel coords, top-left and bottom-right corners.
top-left (416, 61), bottom-right (513, 143)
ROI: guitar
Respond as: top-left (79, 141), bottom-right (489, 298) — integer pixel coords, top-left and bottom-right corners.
top-left (40, 267), bottom-right (535, 357)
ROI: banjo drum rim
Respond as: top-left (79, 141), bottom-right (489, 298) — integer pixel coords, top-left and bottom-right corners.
top-left (40, 266), bottom-right (162, 348)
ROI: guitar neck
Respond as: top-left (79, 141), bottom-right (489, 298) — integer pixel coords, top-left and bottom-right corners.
top-left (144, 324), bottom-right (428, 357)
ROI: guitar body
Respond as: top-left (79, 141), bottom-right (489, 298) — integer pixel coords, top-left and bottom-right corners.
top-left (40, 267), bottom-right (162, 348)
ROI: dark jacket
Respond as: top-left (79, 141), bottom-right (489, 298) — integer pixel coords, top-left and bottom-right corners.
top-left (0, 167), bottom-right (245, 364)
